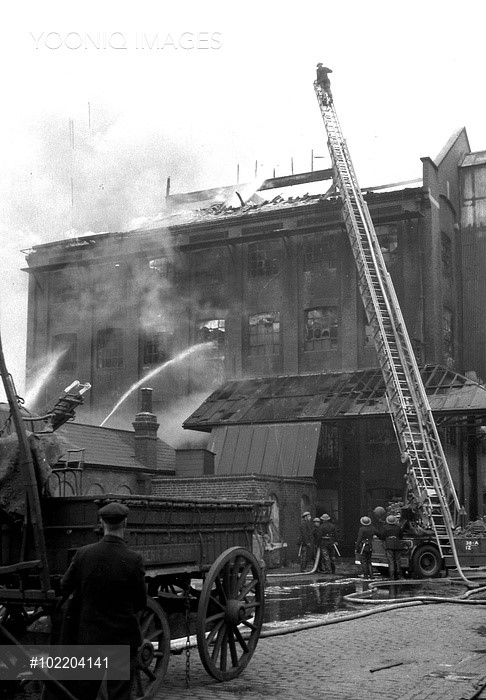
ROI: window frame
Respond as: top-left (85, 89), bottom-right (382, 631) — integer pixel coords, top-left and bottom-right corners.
top-left (304, 306), bottom-right (339, 352)
top-left (248, 312), bottom-right (281, 356)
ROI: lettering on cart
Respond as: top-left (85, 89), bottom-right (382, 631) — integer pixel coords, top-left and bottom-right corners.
top-left (465, 540), bottom-right (480, 551)
top-left (136, 544), bottom-right (199, 564)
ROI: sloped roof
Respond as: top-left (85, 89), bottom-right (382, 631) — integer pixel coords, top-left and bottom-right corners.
top-left (461, 150), bottom-right (486, 168)
top-left (55, 422), bottom-right (175, 473)
top-left (184, 365), bottom-right (486, 432)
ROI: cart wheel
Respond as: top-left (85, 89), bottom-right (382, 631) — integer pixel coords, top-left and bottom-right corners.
top-left (196, 546), bottom-right (265, 682)
top-left (132, 597), bottom-right (171, 700)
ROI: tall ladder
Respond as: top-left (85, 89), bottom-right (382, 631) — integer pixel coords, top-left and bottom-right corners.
top-left (313, 74), bottom-right (464, 572)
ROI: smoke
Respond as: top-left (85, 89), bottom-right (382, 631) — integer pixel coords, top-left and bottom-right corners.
top-left (157, 392), bottom-right (212, 449)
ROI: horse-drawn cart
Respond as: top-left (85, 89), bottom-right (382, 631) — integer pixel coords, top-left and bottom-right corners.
top-left (0, 335), bottom-right (270, 699)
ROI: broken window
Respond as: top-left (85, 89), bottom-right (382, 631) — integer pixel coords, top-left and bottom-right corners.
top-left (376, 225), bottom-right (398, 266)
top-left (303, 235), bottom-right (337, 271)
top-left (441, 232), bottom-right (452, 279)
top-left (52, 333), bottom-right (78, 372)
top-left (148, 258), bottom-right (170, 276)
top-left (96, 328), bottom-right (124, 369)
top-left (304, 307), bottom-right (338, 351)
top-left (248, 312), bottom-right (280, 356)
top-left (248, 242), bottom-right (279, 278)
top-left (197, 319), bottom-right (226, 358)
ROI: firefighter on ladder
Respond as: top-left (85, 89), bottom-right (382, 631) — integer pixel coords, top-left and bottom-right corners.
top-left (316, 63), bottom-right (333, 100)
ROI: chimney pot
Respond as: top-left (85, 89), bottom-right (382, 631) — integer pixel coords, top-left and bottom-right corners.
top-left (140, 387), bottom-right (153, 414)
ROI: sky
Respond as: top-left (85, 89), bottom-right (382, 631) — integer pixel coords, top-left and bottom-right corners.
top-left (1, 0), bottom-right (486, 406)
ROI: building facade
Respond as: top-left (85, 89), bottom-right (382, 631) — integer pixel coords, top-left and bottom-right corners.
top-left (23, 129), bottom-right (486, 554)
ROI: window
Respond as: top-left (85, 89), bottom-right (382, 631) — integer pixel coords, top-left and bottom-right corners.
top-left (376, 225), bottom-right (398, 266)
top-left (248, 312), bottom-right (280, 356)
top-left (148, 258), bottom-right (170, 276)
top-left (248, 242), bottom-right (278, 278)
top-left (194, 255), bottom-right (223, 287)
top-left (197, 319), bottom-right (225, 358)
top-left (304, 307), bottom-right (338, 351)
top-left (303, 235), bottom-right (337, 271)
top-left (441, 233), bottom-right (452, 279)
top-left (142, 331), bottom-right (171, 366)
top-left (442, 308), bottom-right (454, 359)
top-left (318, 424), bottom-right (339, 467)
top-left (97, 328), bottom-right (123, 369)
top-left (52, 333), bottom-right (77, 372)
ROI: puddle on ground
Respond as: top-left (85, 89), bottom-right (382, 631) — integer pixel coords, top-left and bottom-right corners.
top-left (263, 576), bottom-right (471, 625)
top-left (264, 576), bottom-right (360, 623)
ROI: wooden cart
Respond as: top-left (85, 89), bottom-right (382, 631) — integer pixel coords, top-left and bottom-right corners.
top-left (0, 335), bottom-right (270, 699)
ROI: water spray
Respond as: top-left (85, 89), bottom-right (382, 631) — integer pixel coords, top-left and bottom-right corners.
top-left (100, 342), bottom-right (214, 427)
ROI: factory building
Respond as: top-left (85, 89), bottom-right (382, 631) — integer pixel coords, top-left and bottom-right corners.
top-left (23, 128), bottom-right (486, 555)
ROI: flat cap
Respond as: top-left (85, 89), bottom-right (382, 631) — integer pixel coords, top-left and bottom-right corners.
top-left (98, 502), bottom-right (129, 523)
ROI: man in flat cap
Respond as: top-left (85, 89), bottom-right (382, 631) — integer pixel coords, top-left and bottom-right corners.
top-left (60, 501), bottom-right (147, 700)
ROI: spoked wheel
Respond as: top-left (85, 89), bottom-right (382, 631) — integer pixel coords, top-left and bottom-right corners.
top-left (132, 597), bottom-right (171, 700)
top-left (196, 546), bottom-right (265, 682)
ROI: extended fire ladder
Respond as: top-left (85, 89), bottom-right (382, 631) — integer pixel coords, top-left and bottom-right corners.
top-left (313, 71), bottom-right (465, 573)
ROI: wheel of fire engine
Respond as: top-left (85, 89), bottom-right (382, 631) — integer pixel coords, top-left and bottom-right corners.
top-left (196, 546), bottom-right (265, 682)
top-left (411, 544), bottom-right (442, 578)
top-left (132, 596), bottom-right (171, 700)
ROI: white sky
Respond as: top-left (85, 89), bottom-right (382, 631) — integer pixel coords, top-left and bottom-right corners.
top-left (1, 0), bottom-right (486, 400)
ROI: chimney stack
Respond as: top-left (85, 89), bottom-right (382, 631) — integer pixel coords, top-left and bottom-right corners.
top-left (132, 387), bottom-right (159, 470)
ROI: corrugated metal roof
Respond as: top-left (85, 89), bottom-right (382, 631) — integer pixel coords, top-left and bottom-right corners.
top-left (209, 423), bottom-right (321, 477)
top-left (184, 366), bottom-right (486, 432)
top-left (55, 422), bottom-right (175, 472)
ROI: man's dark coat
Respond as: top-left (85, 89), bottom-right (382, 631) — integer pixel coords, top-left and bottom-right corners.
top-left (61, 534), bottom-right (147, 651)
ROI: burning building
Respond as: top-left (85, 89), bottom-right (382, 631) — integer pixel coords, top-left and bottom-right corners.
top-left (22, 128), bottom-right (486, 555)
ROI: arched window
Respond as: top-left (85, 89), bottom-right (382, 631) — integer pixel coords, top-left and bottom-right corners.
top-left (300, 494), bottom-right (311, 515)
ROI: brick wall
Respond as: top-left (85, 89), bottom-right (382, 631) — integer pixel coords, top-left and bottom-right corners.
top-left (151, 473), bottom-right (316, 563)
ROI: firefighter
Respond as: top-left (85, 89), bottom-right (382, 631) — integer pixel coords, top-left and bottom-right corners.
top-left (298, 511), bottom-right (313, 572)
top-left (316, 63), bottom-right (333, 98)
top-left (318, 514), bottom-right (338, 574)
top-left (356, 516), bottom-right (379, 579)
top-left (372, 506), bottom-right (387, 535)
top-left (381, 514), bottom-right (405, 580)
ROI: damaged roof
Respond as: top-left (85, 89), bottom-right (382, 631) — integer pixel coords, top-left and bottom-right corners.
top-left (184, 365), bottom-right (486, 432)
